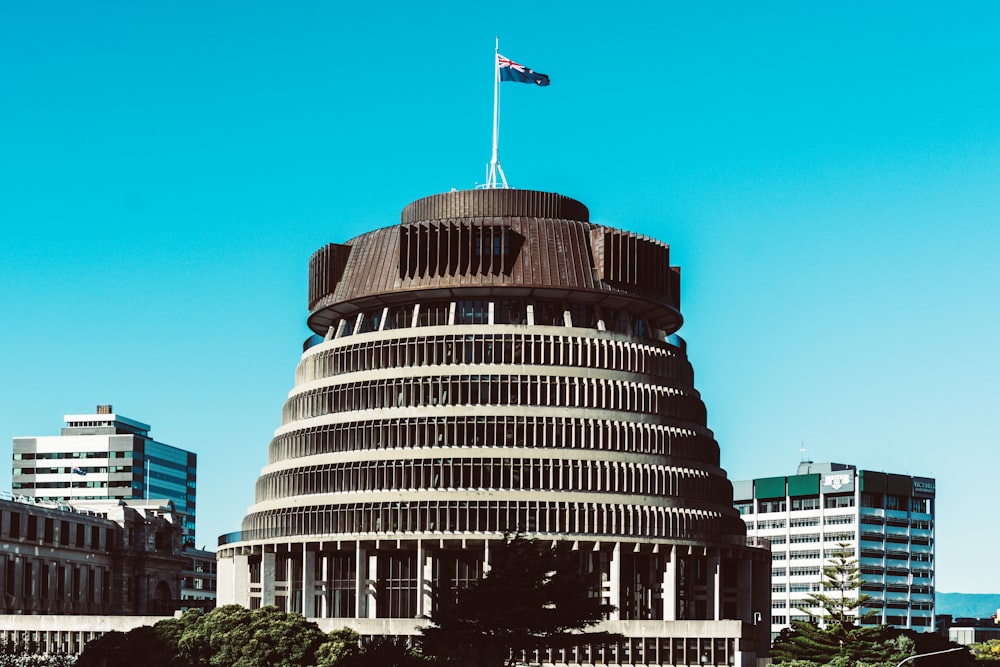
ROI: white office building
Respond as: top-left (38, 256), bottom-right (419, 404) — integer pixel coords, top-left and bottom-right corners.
top-left (13, 405), bottom-right (198, 544)
top-left (733, 462), bottom-right (935, 640)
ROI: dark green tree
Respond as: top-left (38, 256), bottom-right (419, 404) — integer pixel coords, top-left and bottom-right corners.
top-left (176, 604), bottom-right (328, 667)
top-left (315, 628), bottom-right (361, 667)
top-left (419, 534), bottom-right (617, 667)
top-left (339, 636), bottom-right (427, 667)
top-left (76, 623), bottom-right (191, 667)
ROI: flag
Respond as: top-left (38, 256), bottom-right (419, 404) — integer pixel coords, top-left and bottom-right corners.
top-left (71, 466), bottom-right (86, 476)
top-left (498, 54), bottom-right (550, 86)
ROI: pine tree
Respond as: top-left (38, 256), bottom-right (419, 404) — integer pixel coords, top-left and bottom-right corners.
top-left (772, 544), bottom-right (911, 666)
top-left (799, 542), bottom-right (875, 627)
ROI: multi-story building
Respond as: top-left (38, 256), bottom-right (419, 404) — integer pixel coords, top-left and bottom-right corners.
top-left (180, 545), bottom-right (218, 611)
top-left (12, 404), bottom-right (198, 544)
top-left (0, 491), bottom-right (186, 616)
top-left (733, 462), bottom-right (935, 639)
top-left (217, 188), bottom-right (773, 667)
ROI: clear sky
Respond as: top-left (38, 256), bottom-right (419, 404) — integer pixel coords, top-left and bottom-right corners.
top-left (1, 2), bottom-right (998, 593)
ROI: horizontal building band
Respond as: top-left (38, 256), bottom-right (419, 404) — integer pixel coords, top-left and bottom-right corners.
top-left (267, 415), bottom-right (720, 468)
top-left (282, 373), bottom-right (707, 425)
top-left (298, 330), bottom-right (693, 384)
top-left (238, 498), bottom-right (748, 544)
top-left (254, 457), bottom-right (726, 503)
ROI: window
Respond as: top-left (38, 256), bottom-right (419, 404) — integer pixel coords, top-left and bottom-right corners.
top-left (734, 502), bottom-right (753, 515)
top-left (824, 494), bottom-right (854, 509)
top-left (861, 493), bottom-right (883, 509)
top-left (758, 499), bottom-right (786, 513)
top-left (791, 496), bottom-right (820, 511)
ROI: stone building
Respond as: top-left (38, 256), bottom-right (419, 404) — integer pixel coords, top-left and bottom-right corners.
top-left (0, 492), bottom-right (185, 616)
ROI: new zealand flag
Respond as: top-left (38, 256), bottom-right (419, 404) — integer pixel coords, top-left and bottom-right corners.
top-left (498, 54), bottom-right (550, 86)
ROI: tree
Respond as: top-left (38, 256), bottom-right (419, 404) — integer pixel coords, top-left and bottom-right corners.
top-left (800, 543), bottom-right (875, 627)
top-left (419, 534), bottom-right (617, 667)
top-left (972, 638), bottom-right (1000, 662)
top-left (338, 636), bottom-right (427, 667)
top-left (176, 604), bottom-right (328, 667)
top-left (75, 624), bottom-right (189, 667)
top-left (77, 605), bottom-right (337, 667)
top-left (314, 628), bottom-right (361, 667)
top-left (771, 544), bottom-right (912, 666)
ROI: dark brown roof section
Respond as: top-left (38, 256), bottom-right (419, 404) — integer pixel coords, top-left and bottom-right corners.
top-left (401, 189), bottom-right (588, 224)
top-left (307, 189), bottom-right (682, 334)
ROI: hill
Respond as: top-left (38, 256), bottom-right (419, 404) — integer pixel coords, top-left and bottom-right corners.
top-left (938, 592), bottom-right (1000, 619)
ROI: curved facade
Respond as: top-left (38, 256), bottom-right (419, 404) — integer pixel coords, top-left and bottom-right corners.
top-left (218, 190), bottom-right (772, 666)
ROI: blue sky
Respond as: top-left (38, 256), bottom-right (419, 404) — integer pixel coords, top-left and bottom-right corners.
top-left (1, 2), bottom-right (998, 593)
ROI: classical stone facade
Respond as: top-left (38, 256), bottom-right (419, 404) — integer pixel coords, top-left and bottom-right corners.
top-left (0, 493), bottom-right (185, 616)
top-left (217, 189), bottom-right (772, 666)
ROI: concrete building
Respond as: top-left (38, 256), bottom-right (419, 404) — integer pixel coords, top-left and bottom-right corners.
top-left (733, 462), bottom-right (935, 639)
top-left (0, 492), bottom-right (186, 616)
top-left (180, 545), bottom-right (217, 611)
top-left (12, 405), bottom-right (198, 544)
top-left (217, 189), bottom-right (772, 667)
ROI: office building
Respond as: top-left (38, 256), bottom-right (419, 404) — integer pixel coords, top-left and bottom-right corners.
top-left (733, 462), bottom-right (935, 639)
top-left (180, 545), bottom-right (218, 611)
top-left (217, 188), bottom-right (773, 666)
top-left (12, 405), bottom-right (198, 544)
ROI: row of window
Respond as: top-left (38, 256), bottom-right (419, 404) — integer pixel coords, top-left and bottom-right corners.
top-left (268, 416), bottom-right (718, 467)
top-left (743, 494), bottom-right (856, 515)
top-left (241, 500), bottom-right (744, 544)
top-left (300, 332), bottom-right (690, 384)
top-left (1, 556), bottom-right (108, 607)
top-left (282, 374), bottom-right (707, 424)
top-left (255, 457), bottom-right (722, 503)
top-left (332, 300), bottom-right (670, 344)
top-left (860, 515), bottom-right (932, 530)
top-left (861, 493), bottom-right (932, 513)
top-left (2, 509), bottom-right (108, 550)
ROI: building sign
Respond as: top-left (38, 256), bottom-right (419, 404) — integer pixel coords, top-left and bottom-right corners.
top-left (913, 477), bottom-right (935, 496)
top-left (822, 473), bottom-right (854, 493)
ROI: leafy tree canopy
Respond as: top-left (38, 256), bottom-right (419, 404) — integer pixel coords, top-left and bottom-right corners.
top-left (972, 638), bottom-right (1000, 662)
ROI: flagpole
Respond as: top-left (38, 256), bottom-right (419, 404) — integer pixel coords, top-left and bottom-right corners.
top-left (486, 36), bottom-right (508, 189)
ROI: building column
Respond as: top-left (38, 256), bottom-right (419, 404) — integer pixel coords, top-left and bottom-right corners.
top-left (218, 551), bottom-right (250, 607)
top-left (663, 546), bottom-right (677, 621)
top-left (367, 552), bottom-right (379, 618)
top-left (316, 553), bottom-right (328, 618)
top-left (607, 543), bottom-right (621, 621)
top-left (261, 551), bottom-right (276, 607)
top-left (417, 540), bottom-right (434, 617)
top-left (710, 551), bottom-right (721, 620)
top-left (302, 544), bottom-right (316, 617)
top-left (355, 543), bottom-right (367, 618)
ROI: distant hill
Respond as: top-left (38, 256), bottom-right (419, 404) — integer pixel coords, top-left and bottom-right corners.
top-left (938, 592), bottom-right (1000, 619)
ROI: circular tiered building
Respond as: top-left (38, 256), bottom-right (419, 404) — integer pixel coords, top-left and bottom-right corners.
top-left (217, 189), bottom-right (771, 666)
